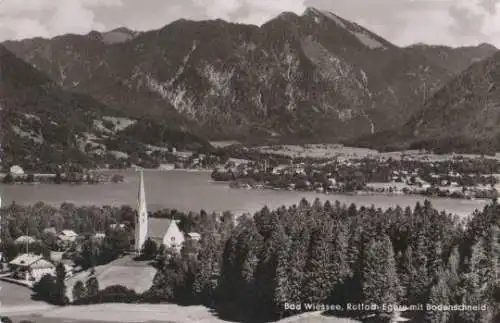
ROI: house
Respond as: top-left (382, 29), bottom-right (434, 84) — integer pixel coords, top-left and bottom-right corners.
top-left (148, 218), bottom-right (185, 251)
top-left (9, 254), bottom-right (55, 282)
top-left (49, 251), bottom-right (64, 262)
top-left (110, 223), bottom-right (126, 230)
top-left (57, 230), bottom-right (78, 243)
top-left (9, 165), bottom-right (24, 176)
top-left (14, 235), bottom-right (36, 245)
top-left (61, 260), bottom-right (75, 278)
top-left (187, 232), bottom-right (201, 241)
top-left (43, 227), bottom-right (57, 235)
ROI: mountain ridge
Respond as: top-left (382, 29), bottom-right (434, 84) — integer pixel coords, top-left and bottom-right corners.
top-left (0, 44), bottom-right (211, 171)
top-left (351, 50), bottom-right (500, 154)
top-left (2, 7), bottom-right (498, 147)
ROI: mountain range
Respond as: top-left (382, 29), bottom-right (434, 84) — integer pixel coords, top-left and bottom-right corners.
top-left (0, 45), bottom-right (210, 171)
top-left (1, 6), bottom-right (500, 166)
top-left (354, 50), bottom-right (500, 154)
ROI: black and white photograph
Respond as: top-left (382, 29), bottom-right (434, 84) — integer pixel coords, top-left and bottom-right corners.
top-left (0, 1), bottom-right (499, 322)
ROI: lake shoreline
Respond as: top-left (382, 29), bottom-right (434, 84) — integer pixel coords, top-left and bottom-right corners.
top-left (225, 182), bottom-right (489, 202)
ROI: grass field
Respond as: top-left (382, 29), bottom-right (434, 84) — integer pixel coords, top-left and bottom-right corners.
top-left (253, 144), bottom-right (500, 161)
top-left (254, 144), bottom-right (379, 159)
top-left (65, 255), bottom-right (157, 301)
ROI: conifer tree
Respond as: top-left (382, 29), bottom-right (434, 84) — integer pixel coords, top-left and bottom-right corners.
top-left (328, 225), bottom-right (351, 304)
top-left (345, 223), bottom-right (364, 303)
top-left (399, 246), bottom-right (414, 304)
top-left (55, 262), bottom-right (67, 305)
top-left (428, 241), bottom-right (444, 283)
top-left (287, 226), bottom-right (309, 305)
top-left (424, 273), bottom-right (450, 323)
top-left (458, 239), bottom-right (494, 323)
top-left (217, 217), bottom-right (262, 317)
top-left (72, 280), bottom-right (86, 302)
top-left (361, 235), bottom-right (401, 320)
top-left (85, 276), bottom-right (99, 299)
top-left (192, 233), bottom-right (220, 305)
top-left (302, 224), bottom-right (336, 304)
top-left (445, 247), bottom-right (461, 304)
top-left (273, 225), bottom-right (291, 318)
top-left (254, 218), bottom-right (288, 320)
top-left (409, 236), bottom-right (430, 305)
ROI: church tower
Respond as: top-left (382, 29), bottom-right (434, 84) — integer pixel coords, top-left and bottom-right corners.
top-left (135, 170), bottom-right (148, 252)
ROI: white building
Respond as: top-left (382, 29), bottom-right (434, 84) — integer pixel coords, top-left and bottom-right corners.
top-left (187, 232), bottom-right (201, 241)
top-left (9, 254), bottom-right (55, 282)
top-left (57, 229), bottom-right (78, 243)
top-left (9, 165), bottom-right (24, 176)
top-left (148, 218), bottom-right (185, 251)
top-left (14, 235), bottom-right (37, 245)
top-left (134, 170), bottom-right (185, 253)
top-left (135, 170), bottom-right (149, 252)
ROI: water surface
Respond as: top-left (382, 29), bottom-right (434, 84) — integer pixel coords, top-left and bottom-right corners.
top-left (0, 170), bottom-right (488, 218)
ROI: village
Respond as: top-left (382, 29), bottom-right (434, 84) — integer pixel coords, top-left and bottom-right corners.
top-left (0, 172), bottom-right (202, 301)
top-left (211, 149), bottom-right (500, 200)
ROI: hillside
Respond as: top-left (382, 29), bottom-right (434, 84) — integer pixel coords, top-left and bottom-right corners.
top-left (352, 50), bottom-right (500, 154)
top-left (4, 7), bottom-right (483, 142)
top-left (406, 42), bottom-right (498, 75)
top-left (0, 45), bottom-right (211, 172)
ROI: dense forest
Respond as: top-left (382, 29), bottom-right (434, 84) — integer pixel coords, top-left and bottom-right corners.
top-left (144, 199), bottom-right (499, 323)
top-left (1, 199), bottom-right (499, 323)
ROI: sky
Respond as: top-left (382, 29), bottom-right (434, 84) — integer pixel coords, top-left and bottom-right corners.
top-left (0, 0), bottom-right (499, 47)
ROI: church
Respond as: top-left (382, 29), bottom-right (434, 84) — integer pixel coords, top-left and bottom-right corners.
top-left (134, 170), bottom-right (185, 252)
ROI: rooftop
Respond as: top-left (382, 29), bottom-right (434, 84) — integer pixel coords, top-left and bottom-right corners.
top-left (60, 230), bottom-right (78, 237)
top-left (14, 235), bottom-right (36, 244)
top-left (148, 218), bottom-right (173, 239)
top-left (9, 254), bottom-right (54, 269)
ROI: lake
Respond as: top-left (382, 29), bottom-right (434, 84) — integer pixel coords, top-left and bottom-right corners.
top-left (0, 170), bottom-right (489, 218)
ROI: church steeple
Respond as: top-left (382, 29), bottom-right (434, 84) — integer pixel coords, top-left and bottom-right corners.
top-left (135, 170), bottom-right (148, 252)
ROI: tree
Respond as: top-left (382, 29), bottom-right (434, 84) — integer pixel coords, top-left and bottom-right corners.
top-left (80, 238), bottom-right (99, 269)
top-left (286, 226), bottom-right (309, 306)
top-left (142, 238), bottom-right (158, 259)
top-left (55, 262), bottom-right (68, 305)
top-left (192, 234), bottom-right (220, 305)
top-left (446, 247), bottom-right (461, 304)
top-left (33, 273), bottom-right (57, 303)
top-left (399, 246), bottom-right (414, 303)
top-left (362, 235), bottom-right (401, 321)
top-left (2, 173), bottom-right (13, 184)
top-left (303, 224), bottom-right (337, 304)
top-left (72, 280), bottom-right (86, 302)
top-left (409, 236), bottom-right (430, 305)
top-left (272, 224), bottom-right (291, 319)
top-left (54, 171), bottom-right (62, 184)
top-left (458, 239), bottom-right (495, 323)
top-left (111, 174), bottom-right (124, 183)
top-left (86, 276), bottom-right (100, 299)
top-left (425, 274), bottom-right (450, 323)
top-left (26, 173), bottom-right (35, 183)
top-left (428, 241), bottom-right (444, 283)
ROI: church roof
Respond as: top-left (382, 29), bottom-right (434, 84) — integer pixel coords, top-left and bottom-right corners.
top-left (147, 218), bottom-right (173, 239)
